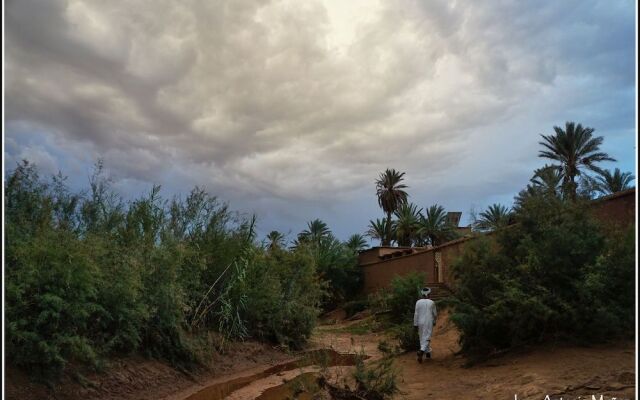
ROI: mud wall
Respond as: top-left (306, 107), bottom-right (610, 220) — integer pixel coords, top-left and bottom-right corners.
top-left (360, 250), bottom-right (435, 294)
top-left (590, 188), bottom-right (635, 229)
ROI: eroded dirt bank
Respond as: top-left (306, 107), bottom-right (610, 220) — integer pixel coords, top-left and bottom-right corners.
top-left (4, 341), bottom-right (293, 400)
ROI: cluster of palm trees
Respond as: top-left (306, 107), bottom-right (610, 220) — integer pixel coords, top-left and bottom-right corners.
top-left (516, 122), bottom-right (634, 204)
top-left (265, 219), bottom-right (369, 253)
top-left (266, 122), bottom-right (633, 252)
top-left (479, 121), bottom-right (634, 231)
top-left (367, 169), bottom-right (460, 247)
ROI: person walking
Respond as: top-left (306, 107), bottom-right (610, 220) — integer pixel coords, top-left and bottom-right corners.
top-left (414, 287), bottom-right (437, 363)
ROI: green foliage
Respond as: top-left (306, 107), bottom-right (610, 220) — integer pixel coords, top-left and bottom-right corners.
top-left (538, 121), bottom-right (615, 200)
top-left (419, 204), bottom-right (459, 246)
top-left (345, 233), bottom-right (369, 253)
top-left (295, 227), bottom-right (362, 309)
top-left (387, 272), bottom-right (425, 324)
top-left (343, 299), bottom-right (369, 317)
top-left (578, 227), bottom-right (636, 339)
top-left (474, 203), bottom-right (512, 232)
top-left (449, 194), bottom-right (635, 358)
top-left (375, 168), bottom-right (409, 246)
top-left (367, 290), bottom-right (391, 314)
top-left (239, 248), bottom-right (324, 349)
top-left (392, 323), bottom-right (420, 352)
top-left (6, 229), bottom-right (103, 376)
top-left (353, 348), bottom-right (400, 400)
top-left (3, 161), bottom-right (328, 377)
top-left (367, 218), bottom-right (393, 247)
top-left (594, 168), bottom-right (635, 195)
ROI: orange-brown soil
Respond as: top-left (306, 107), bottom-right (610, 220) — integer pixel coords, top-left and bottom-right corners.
top-left (5, 311), bottom-right (636, 400)
top-left (4, 341), bottom-right (292, 400)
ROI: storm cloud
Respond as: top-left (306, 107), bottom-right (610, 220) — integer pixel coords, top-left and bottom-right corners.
top-left (4, 0), bottom-right (636, 240)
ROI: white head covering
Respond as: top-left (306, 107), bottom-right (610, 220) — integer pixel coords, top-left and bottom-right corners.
top-left (421, 287), bottom-right (431, 296)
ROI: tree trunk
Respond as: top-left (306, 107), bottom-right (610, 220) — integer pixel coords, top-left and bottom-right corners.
top-left (384, 211), bottom-right (392, 246)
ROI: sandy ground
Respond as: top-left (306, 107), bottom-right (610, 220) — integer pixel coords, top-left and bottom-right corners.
top-left (315, 312), bottom-right (636, 400)
top-left (5, 312), bottom-right (636, 400)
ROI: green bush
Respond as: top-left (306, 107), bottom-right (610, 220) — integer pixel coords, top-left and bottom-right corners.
top-left (449, 195), bottom-right (636, 358)
top-left (343, 299), bottom-right (369, 317)
top-left (6, 229), bottom-right (103, 376)
top-left (307, 236), bottom-right (362, 309)
top-left (3, 161), bottom-right (330, 377)
top-left (387, 272), bottom-right (425, 324)
top-left (392, 323), bottom-right (420, 352)
top-left (578, 226), bottom-right (636, 339)
top-left (353, 349), bottom-right (400, 399)
top-left (367, 290), bottom-right (391, 314)
top-left (239, 248), bottom-right (324, 349)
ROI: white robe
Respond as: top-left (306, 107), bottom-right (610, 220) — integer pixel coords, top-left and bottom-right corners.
top-left (414, 298), bottom-right (437, 353)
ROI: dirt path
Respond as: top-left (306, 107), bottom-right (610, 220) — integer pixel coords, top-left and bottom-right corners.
top-left (6, 313), bottom-right (636, 399)
top-left (394, 312), bottom-right (636, 399)
top-left (322, 313), bottom-right (635, 399)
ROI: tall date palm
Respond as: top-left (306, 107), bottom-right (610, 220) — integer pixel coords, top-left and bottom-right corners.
top-left (538, 122), bottom-right (615, 200)
top-left (375, 169), bottom-right (408, 246)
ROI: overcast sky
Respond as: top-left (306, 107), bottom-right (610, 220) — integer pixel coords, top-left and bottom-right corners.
top-left (4, 0), bottom-right (637, 243)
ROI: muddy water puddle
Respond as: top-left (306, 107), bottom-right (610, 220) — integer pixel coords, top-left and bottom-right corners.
top-left (185, 349), bottom-right (360, 400)
top-left (254, 372), bottom-right (319, 400)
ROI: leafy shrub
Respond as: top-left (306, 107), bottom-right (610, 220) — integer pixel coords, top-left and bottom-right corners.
top-left (6, 229), bottom-right (103, 376)
top-left (392, 323), bottom-right (420, 352)
top-left (307, 236), bottom-right (362, 309)
top-left (240, 248), bottom-right (324, 349)
top-left (578, 226), bottom-right (635, 339)
top-left (387, 272), bottom-right (425, 324)
top-left (449, 195), bottom-right (635, 358)
top-left (367, 290), bottom-right (391, 314)
top-left (353, 349), bottom-right (400, 400)
top-left (343, 299), bottom-right (369, 317)
top-left (3, 161), bottom-right (329, 377)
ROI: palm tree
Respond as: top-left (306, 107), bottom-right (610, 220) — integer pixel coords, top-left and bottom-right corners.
top-left (265, 230), bottom-right (285, 250)
top-left (367, 218), bottom-right (392, 246)
top-left (538, 122), bottom-right (615, 200)
top-left (595, 168), bottom-right (635, 195)
top-left (514, 165), bottom-right (565, 210)
top-left (531, 164), bottom-right (563, 197)
top-left (394, 203), bottom-right (422, 247)
top-left (298, 219), bottom-right (331, 244)
top-left (475, 204), bottom-right (511, 231)
top-left (345, 234), bottom-right (368, 253)
top-left (375, 169), bottom-right (408, 246)
top-left (419, 204), bottom-right (455, 246)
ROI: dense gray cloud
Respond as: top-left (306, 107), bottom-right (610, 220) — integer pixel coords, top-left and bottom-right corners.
top-left (4, 0), bottom-right (636, 240)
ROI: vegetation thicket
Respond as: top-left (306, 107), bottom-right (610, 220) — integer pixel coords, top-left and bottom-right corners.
top-left (4, 160), bottom-right (359, 378)
top-left (450, 122), bottom-right (635, 359)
